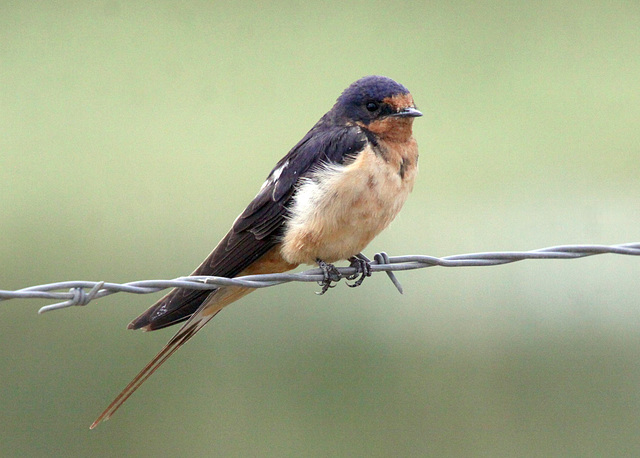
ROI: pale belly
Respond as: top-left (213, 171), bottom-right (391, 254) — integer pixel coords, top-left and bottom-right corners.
top-left (279, 145), bottom-right (417, 265)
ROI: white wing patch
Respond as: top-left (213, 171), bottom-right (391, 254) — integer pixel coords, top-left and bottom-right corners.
top-left (260, 160), bottom-right (289, 191)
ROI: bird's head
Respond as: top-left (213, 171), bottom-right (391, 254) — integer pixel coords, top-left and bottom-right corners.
top-left (333, 75), bottom-right (422, 140)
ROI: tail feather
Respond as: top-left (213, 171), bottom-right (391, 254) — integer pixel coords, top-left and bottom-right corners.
top-left (90, 304), bottom-right (222, 429)
top-left (90, 247), bottom-right (297, 429)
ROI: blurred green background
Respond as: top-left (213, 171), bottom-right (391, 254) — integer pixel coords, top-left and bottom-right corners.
top-left (2, 1), bottom-right (640, 456)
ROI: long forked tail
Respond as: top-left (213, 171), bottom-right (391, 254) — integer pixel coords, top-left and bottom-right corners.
top-left (90, 304), bottom-right (223, 429)
top-left (90, 247), bottom-right (295, 428)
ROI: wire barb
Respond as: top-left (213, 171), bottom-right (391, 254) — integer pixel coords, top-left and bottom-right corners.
top-left (37, 281), bottom-right (106, 314)
top-left (374, 252), bottom-right (404, 294)
top-left (0, 243), bottom-right (638, 314)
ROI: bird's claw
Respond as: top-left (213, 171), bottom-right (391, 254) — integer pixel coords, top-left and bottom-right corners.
top-left (315, 259), bottom-right (341, 295)
top-left (345, 255), bottom-right (372, 288)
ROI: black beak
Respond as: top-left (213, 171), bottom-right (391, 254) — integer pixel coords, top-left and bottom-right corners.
top-left (391, 106), bottom-right (423, 118)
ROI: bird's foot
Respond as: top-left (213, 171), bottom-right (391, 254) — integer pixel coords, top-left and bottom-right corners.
top-left (315, 259), bottom-right (342, 295)
top-left (345, 254), bottom-right (372, 288)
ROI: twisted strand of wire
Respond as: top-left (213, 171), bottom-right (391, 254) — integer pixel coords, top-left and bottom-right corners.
top-left (1, 242), bottom-right (638, 315)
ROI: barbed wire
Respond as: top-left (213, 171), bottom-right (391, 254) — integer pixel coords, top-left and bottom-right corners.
top-left (1, 242), bottom-right (638, 315)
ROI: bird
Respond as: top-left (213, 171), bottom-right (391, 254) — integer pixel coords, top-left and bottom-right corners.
top-left (90, 75), bottom-right (422, 429)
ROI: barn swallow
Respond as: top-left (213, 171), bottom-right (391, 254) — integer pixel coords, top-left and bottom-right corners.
top-left (90, 75), bottom-right (422, 428)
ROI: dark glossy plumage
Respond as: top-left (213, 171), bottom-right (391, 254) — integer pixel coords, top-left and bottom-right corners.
top-left (333, 75), bottom-right (411, 124)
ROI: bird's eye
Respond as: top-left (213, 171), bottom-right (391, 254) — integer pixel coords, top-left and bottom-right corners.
top-left (366, 102), bottom-right (379, 112)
